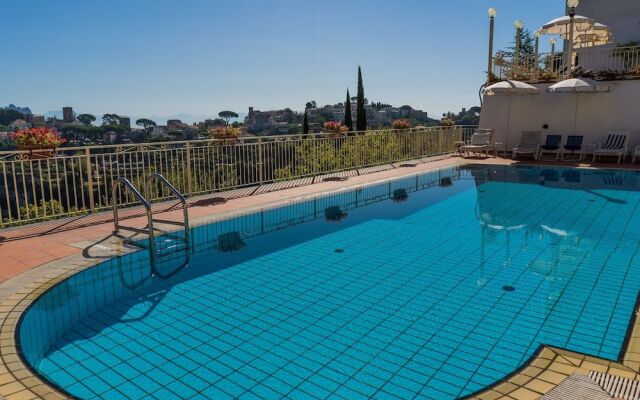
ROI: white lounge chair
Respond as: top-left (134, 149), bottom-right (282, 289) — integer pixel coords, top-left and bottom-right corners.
top-left (461, 132), bottom-right (492, 158)
top-left (512, 131), bottom-right (541, 160)
top-left (592, 131), bottom-right (628, 164)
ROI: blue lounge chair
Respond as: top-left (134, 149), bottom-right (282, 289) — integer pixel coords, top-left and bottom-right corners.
top-left (560, 135), bottom-right (584, 161)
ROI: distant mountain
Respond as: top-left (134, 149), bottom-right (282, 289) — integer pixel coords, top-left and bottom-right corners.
top-left (2, 104), bottom-right (32, 115)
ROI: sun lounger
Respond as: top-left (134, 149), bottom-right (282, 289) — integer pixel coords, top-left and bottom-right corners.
top-left (512, 131), bottom-right (541, 160)
top-left (560, 135), bottom-right (584, 161)
top-left (461, 132), bottom-right (492, 158)
top-left (539, 134), bottom-right (563, 160)
top-left (592, 131), bottom-right (628, 164)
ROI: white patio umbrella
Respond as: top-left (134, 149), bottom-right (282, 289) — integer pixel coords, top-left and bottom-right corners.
top-left (547, 78), bottom-right (609, 93)
top-left (484, 81), bottom-right (540, 149)
top-left (484, 80), bottom-right (540, 95)
top-left (539, 15), bottom-right (595, 36)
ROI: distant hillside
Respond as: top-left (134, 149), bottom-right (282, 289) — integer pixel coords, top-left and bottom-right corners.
top-left (2, 104), bottom-right (31, 115)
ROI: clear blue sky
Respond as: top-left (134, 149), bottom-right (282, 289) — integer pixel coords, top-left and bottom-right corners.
top-left (1, 0), bottom-right (563, 121)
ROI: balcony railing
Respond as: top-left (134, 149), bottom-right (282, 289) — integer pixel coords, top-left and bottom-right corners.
top-left (492, 45), bottom-right (640, 83)
top-left (0, 126), bottom-right (476, 229)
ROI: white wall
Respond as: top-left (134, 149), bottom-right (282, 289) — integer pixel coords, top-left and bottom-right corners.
top-left (478, 80), bottom-right (640, 151)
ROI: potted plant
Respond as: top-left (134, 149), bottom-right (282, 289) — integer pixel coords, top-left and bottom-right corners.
top-left (440, 118), bottom-right (455, 127)
top-left (208, 126), bottom-right (241, 144)
top-left (391, 119), bottom-right (411, 132)
top-left (10, 127), bottom-right (66, 159)
top-left (323, 121), bottom-right (348, 137)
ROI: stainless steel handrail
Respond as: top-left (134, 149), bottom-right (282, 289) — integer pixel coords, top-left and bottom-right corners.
top-left (112, 177), bottom-right (156, 266)
top-left (144, 173), bottom-right (191, 246)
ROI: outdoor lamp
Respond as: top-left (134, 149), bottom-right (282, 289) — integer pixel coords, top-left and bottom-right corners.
top-left (567, 0), bottom-right (579, 68)
top-left (550, 38), bottom-right (558, 45)
top-left (487, 8), bottom-right (497, 83)
top-left (514, 20), bottom-right (523, 66)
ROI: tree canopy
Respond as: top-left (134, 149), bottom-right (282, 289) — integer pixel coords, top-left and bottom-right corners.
top-left (356, 66), bottom-right (367, 131)
top-left (102, 113), bottom-right (121, 125)
top-left (0, 109), bottom-right (24, 126)
top-left (77, 114), bottom-right (96, 126)
top-left (136, 118), bottom-right (157, 134)
top-left (305, 101), bottom-right (317, 109)
top-left (218, 111), bottom-right (239, 124)
top-left (344, 89), bottom-right (353, 131)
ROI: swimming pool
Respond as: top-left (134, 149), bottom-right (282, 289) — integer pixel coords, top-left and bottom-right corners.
top-left (18, 165), bottom-right (640, 399)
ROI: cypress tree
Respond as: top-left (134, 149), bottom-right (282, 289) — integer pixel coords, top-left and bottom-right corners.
top-left (303, 109), bottom-right (309, 134)
top-left (344, 89), bottom-right (353, 131)
top-left (356, 66), bottom-right (367, 131)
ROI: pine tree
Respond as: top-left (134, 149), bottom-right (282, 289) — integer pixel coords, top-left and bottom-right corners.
top-left (356, 66), bottom-right (367, 131)
top-left (303, 109), bottom-right (309, 134)
top-left (344, 89), bottom-right (353, 131)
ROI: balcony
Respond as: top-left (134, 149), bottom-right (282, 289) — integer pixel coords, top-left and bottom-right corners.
top-left (492, 45), bottom-right (640, 83)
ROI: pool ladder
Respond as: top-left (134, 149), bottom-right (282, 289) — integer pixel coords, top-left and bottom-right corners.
top-left (112, 173), bottom-right (190, 277)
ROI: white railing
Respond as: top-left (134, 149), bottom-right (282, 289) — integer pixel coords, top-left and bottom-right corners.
top-left (492, 46), bottom-right (640, 82)
top-left (0, 126), bottom-right (477, 229)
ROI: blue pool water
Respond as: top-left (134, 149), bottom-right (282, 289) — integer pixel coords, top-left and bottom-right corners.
top-left (19, 165), bottom-right (640, 399)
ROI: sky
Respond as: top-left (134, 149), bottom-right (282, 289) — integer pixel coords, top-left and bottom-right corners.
top-left (1, 0), bottom-right (564, 121)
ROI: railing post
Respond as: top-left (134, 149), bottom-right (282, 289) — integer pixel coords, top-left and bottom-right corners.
top-left (185, 142), bottom-right (192, 196)
top-left (258, 138), bottom-right (264, 186)
top-left (85, 147), bottom-right (95, 212)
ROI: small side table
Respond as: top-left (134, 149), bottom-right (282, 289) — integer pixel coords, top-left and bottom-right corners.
top-left (454, 141), bottom-right (466, 156)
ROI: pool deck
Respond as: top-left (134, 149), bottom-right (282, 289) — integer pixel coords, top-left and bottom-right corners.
top-left (0, 155), bottom-right (639, 400)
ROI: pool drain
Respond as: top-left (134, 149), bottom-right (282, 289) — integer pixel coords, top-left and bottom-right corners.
top-left (502, 285), bottom-right (515, 292)
top-left (334, 248), bottom-right (344, 253)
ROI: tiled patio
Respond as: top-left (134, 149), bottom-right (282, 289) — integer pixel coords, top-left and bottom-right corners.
top-left (0, 154), bottom-right (639, 400)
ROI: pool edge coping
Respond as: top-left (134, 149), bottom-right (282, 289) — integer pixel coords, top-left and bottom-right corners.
top-left (0, 159), bottom-right (639, 400)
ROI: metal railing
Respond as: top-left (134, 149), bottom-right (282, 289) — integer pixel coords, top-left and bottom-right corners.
top-left (0, 126), bottom-right (476, 228)
top-left (492, 46), bottom-right (640, 82)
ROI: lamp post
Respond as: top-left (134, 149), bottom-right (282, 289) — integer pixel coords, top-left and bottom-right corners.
top-left (567, 0), bottom-right (579, 71)
top-left (514, 20), bottom-right (523, 67)
top-left (550, 37), bottom-right (557, 72)
top-left (534, 31), bottom-right (540, 70)
top-left (487, 8), bottom-right (497, 83)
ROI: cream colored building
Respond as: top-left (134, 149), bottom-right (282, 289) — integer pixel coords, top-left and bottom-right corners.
top-left (478, 0), bottom-right (640, 153)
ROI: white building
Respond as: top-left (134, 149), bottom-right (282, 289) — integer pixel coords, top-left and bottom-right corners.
top-left (479, 0), bottom-right (640, 152)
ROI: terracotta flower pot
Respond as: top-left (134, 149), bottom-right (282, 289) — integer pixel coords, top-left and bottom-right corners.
top-left (16, 144), bottom-right (57, 160)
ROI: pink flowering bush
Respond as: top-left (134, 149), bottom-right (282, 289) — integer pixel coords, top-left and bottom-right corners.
top-left (323, 121), bottom-right (349, 135)
top-left (391, 119), bottom-right (411, 130)
top-left (11, 127), bottom-right (66, 148)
